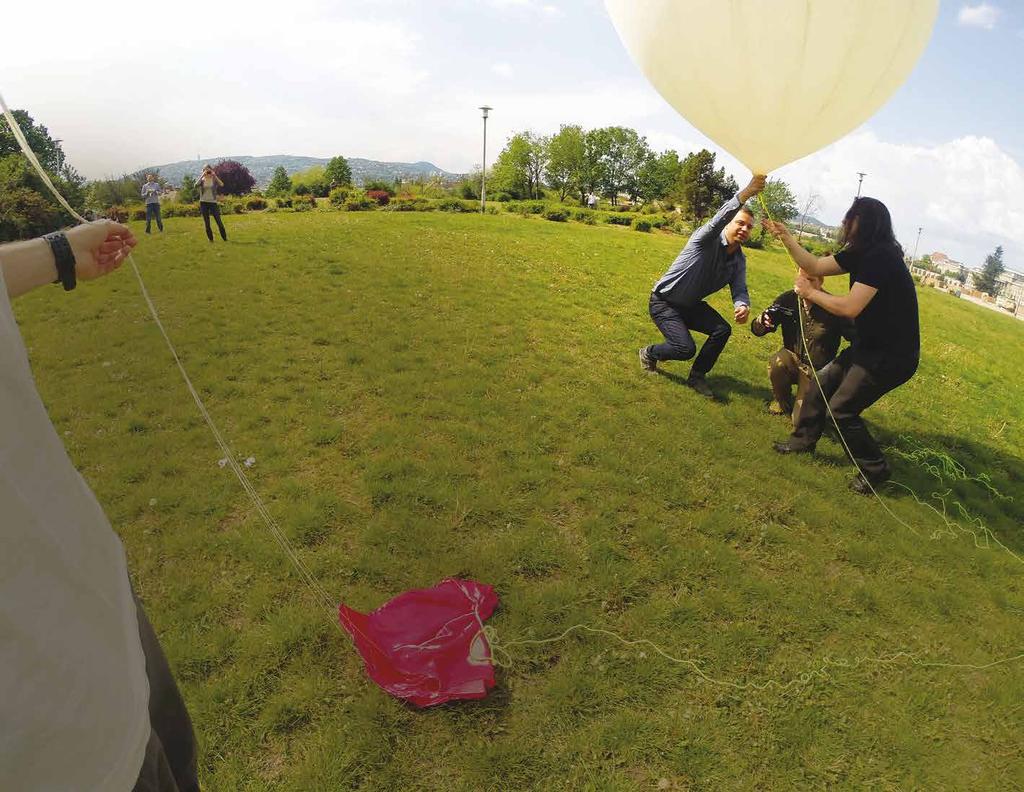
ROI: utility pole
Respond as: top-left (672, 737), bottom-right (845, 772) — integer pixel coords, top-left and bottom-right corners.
top-left (911, 226), bottom-right (922, 268)
top-left (479, 106), bottom-right (492, 214)
top-left (856, 172), bottom-right (866, 198)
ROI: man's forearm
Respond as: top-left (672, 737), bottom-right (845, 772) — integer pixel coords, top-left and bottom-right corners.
top-left (0, 238), bottom-right (59, 299)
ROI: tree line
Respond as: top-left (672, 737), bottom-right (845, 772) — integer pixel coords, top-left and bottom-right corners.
top-left (473, 125), bottom-right (800, 224)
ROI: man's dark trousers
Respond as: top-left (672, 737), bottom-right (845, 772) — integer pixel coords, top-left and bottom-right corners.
top-left (145, 203), bottom-right (163, 233)
top-left (790, 350), bottom-right (917, 480)
top-left (648, 293), bottom-right (732, 376)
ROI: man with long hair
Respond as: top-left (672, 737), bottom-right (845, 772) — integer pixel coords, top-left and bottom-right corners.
top-left (639, 174), bottom-right (766, 398)
top-left (764, 197), bottom-right (920, 494)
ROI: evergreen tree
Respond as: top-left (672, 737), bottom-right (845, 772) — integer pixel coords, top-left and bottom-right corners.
top-left (973, 245), bottom-right (1005, 296)
top-left (267, 166), bottom-right (293, 197)
top-left (325, 156), bottom-right (352, 188)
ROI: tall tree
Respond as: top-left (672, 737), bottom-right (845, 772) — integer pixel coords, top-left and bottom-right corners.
top-left (545, 125), bottom-right (585, 202)
top-left (973, 245), bottom-right (1005, 296)
top-left (524, 133), bottom-right (549, 200)
top-left (266, 166), bottom-right (292, 197)
top-left (0, 109), bottom-right (85, 240)
top-left (178, 173), bottom-right (199, 203)
top-left (637, 149), bottom-right (682, 203)
top-left (588, 126), bottom-right (651, 204)
top-left (325, 156), bottom-right (352, 187)
top-left (755, 178), bottom-right (798, 223)
top-left (491, 133), bottom-right (534, 199)
top-left (670, 149), bottom-right (716, 221)
top-left (212, 160), bottom-right (256, 196)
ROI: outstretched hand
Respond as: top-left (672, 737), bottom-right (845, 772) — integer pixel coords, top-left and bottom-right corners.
top-left (734, 304), bottom-right (750, 324)
top-left (66, 221), bottom-right (137, 281)
top-left (762, 219), bottom-right (789, 238)
top-left (738, 174), bottom-right (767, 202)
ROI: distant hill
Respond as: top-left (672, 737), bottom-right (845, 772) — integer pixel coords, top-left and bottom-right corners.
top-left (142, 155), bottom-right (462, 188)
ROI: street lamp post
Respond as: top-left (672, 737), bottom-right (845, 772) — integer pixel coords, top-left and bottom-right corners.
top-left (856, 172), bottom-right (866, 198)
top-left (479, 106), bottom-right (492, 214)
top-left (911, 226), bottom-right (922, 268)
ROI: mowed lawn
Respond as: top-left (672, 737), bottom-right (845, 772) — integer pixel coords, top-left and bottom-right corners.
top-left (15, 209), bottom-right (1024, 790)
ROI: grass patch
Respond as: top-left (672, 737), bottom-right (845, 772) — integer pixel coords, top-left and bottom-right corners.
top-left (14, 210), bottom-right (1024, 790)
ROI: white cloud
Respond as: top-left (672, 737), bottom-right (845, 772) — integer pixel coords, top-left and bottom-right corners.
top-left (776, 131), bottom-right (1023, 268)
top-left (493, 62), bottom-right (514, 78)
top-left (958, 3), bottom-right (1001, 29)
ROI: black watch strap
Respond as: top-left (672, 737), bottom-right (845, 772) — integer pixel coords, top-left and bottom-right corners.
top-left (44, 231), bottom-right (77, 291)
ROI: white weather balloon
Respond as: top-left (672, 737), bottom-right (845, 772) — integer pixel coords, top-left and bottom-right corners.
top-left (605, 0), bottom-right (939, 173)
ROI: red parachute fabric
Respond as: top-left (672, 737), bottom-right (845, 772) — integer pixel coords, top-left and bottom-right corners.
top-left (338, 578), bottom-right (499, 707)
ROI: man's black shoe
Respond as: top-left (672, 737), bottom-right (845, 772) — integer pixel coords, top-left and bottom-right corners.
top-left (687, 374), bottom-right (714, 399)
top-left (772, 440), bottom-right (815, 455)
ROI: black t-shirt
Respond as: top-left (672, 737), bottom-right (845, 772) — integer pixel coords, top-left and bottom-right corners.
top-left (835, 243), bottom-right (920, 360)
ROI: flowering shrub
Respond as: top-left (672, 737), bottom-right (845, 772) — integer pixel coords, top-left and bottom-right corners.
top-left (366, 189), bottom-right (391, 206)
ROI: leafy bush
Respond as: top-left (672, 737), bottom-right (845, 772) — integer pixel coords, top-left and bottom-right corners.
top-left (130, 207), bottom-right (147, 221)
top-left (366, 189), bottom-right (391, 206)
top-left (345, 190), bottom-right (374, 211)
top-left (543, 208), bottom-right (568, 222)
top-left (436, 198), bottom-right (477, 213)
top-left (494, 192), bottom-right (514, 202)
top-left (571, 209), bottom-right (595, 224)
top-left (390, 197), bottom-right (433, 212)
top-left (162, 202), bottom-right (201, 218)
top-left (105, 205), bottom-right (129, 222)
top-left (363, 179), bottom-right (397, 197)
top-left (505, 201), bottom-right (546, 215)
top-left (328, 187), bottom-right (350, 207)
top-left (293, 183), bottom-right (311, 196)
top-left (275, 196), bottom-right (293, 209)
top-left (632, 218), bottom-right (653, 232)
top-left (293, 194), bottom-right (317, 211)
top-left (605, 214), bottom-right (632, 226)
top-left (245, 197), bottom-right (268, 211)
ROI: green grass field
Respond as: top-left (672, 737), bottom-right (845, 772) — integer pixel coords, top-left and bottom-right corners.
top-left (15, 210), bottom-right (1024, 790)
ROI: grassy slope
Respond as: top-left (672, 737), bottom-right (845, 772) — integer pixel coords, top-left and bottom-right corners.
top-left (15, 210), bottom-right (1024, 790)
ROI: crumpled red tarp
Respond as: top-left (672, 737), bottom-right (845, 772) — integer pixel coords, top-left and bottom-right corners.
top-left (339, 578), bottom-right (499, 707)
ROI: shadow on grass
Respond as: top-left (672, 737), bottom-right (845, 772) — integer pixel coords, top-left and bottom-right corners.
top-left (878, 429), bottom-right (1024, 555)
top-left (654, 370), bottom-right (765, 405)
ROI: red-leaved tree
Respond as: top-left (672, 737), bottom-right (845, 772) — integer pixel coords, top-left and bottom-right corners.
top-left (213, 160), bottom-right (256, 196)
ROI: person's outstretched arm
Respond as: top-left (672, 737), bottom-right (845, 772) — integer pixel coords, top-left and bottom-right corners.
top-left (763, 220), bottom-right (845, 277)
top-left (0, 222), bottom-right (136, 299)
top-left (690, 173), bottom-right (766, 247)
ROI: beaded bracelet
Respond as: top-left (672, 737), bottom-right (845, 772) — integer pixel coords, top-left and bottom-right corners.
top-left (44, 231), bottom-right (77, 291)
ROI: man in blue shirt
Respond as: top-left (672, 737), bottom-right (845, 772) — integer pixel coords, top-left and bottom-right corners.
top-left (639, 174), bottom-right (765, 398)
top-left (141, 173), bottom-right (163, 234)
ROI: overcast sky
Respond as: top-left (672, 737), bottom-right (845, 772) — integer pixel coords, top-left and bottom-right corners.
top-left (1, 0), bottom-right (1020, 268)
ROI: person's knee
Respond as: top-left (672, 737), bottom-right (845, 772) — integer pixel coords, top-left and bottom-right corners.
top-left (666, 340), bottom-right (696, 360)
top-left (712, 322), bottom-right (732, 342)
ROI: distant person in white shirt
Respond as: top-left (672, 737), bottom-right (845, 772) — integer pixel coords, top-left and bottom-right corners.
top-left (142, 173), bottom-right (164, 234)
top-left (0, 221), bottom-right (200, 792)
top-left (197, 165), bottom-right (227, 242)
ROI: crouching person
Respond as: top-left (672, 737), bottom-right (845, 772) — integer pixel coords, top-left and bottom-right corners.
top-left (750, 273), bottom-right (848, 424)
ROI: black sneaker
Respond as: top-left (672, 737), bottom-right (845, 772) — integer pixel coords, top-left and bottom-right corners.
top-left (687, 373), bottom-right (714, 399)
top-left (638, 346), bottom-right (657, 372)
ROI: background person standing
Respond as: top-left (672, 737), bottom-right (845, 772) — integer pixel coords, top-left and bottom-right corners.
top-left (141, 173), bottom-right (164, 234)
top-left (197, 165), bottom-right (227, 242)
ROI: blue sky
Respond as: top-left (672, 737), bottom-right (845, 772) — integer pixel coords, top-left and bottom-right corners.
top-left (1, 0), bottom-right (1019, 267)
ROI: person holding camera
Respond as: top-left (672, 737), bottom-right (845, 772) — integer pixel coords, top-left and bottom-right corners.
top-left (1, 222), bottom-right (199, 791)
top-left (750, 273), bottom-right (848, 424)
top-left (639, 173), bottom-right (766, 399)
top-left (197, 164), bottom-right (227, 242)
top-left (764, 196), bottom-right (920, 495)
top-left (141, 173), bottom-right (164, 234)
